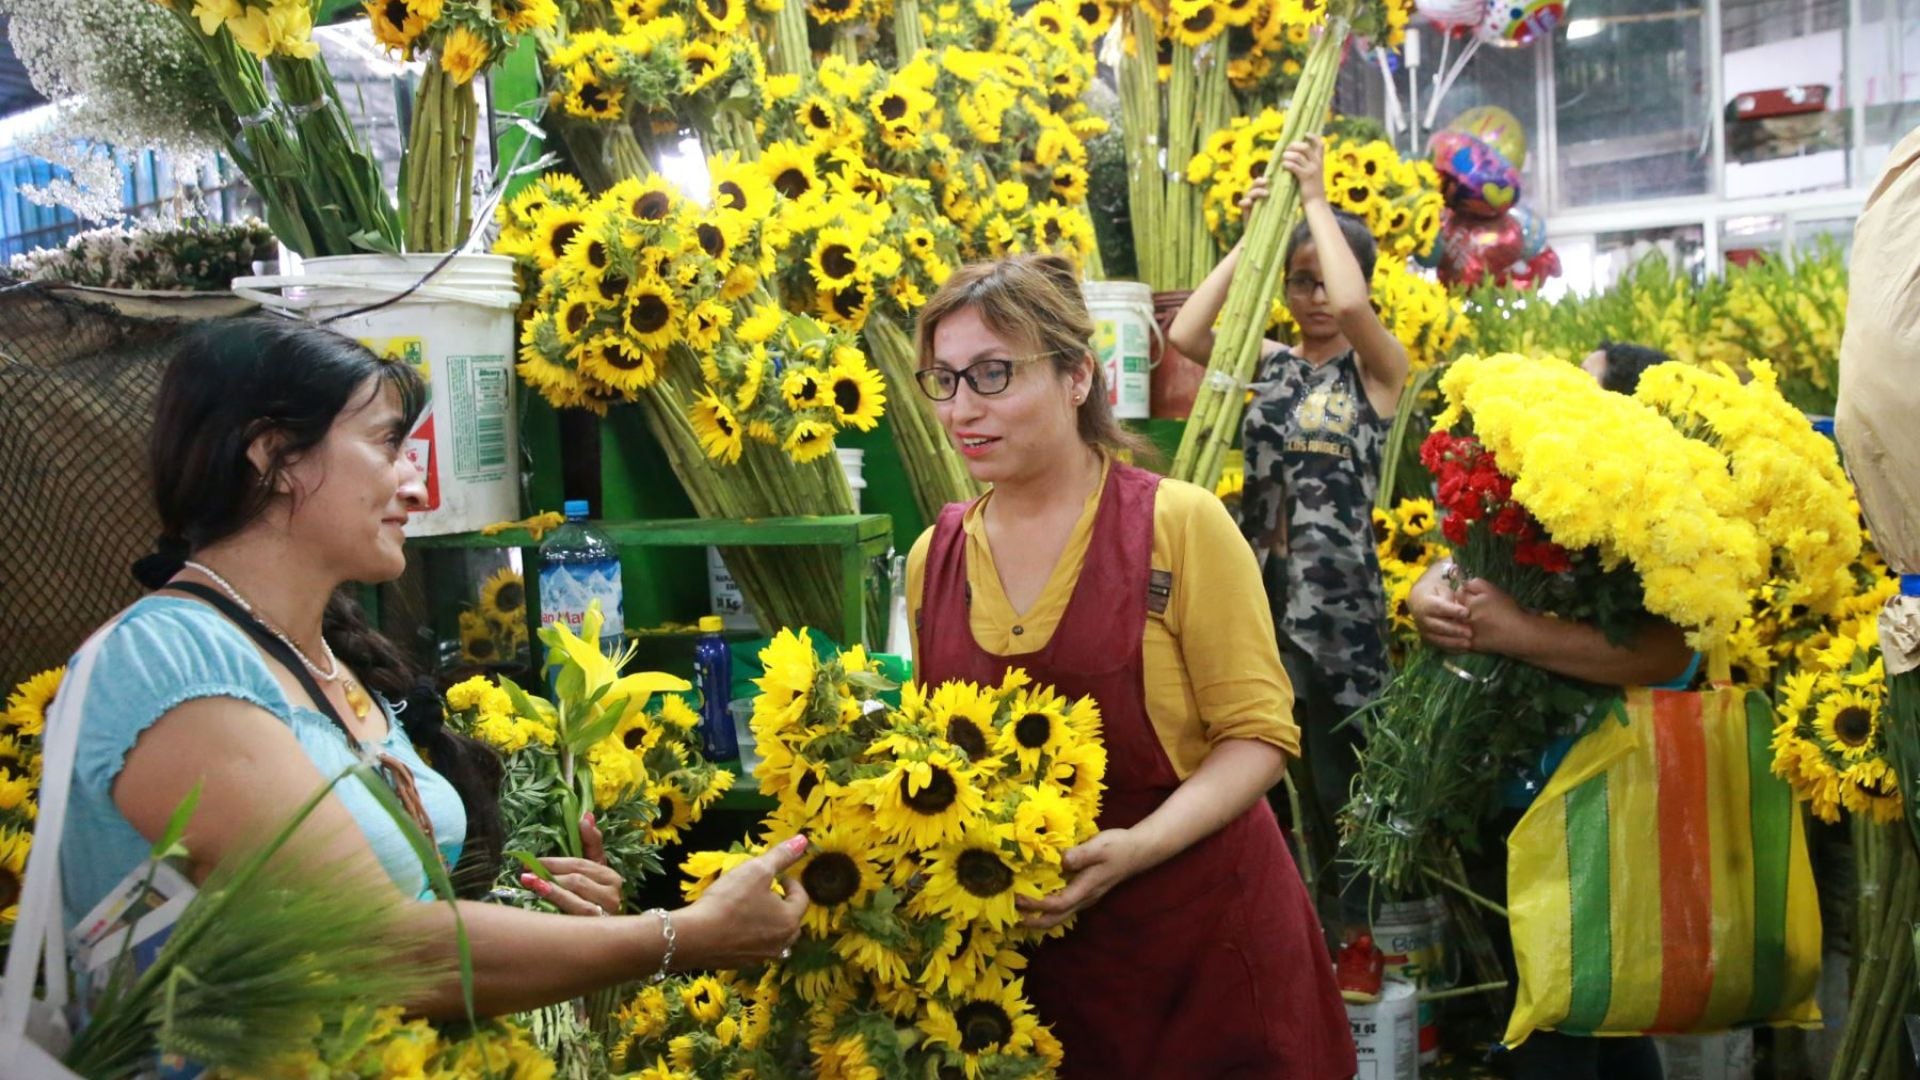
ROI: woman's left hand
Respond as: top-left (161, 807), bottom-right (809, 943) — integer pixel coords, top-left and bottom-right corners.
top-left (1280, 136), bottom-right (1328, 207)
top-left (523, 812), bottom-right (627, 916)
top-left (1017, 828), bottom-right (1144, 930)
top-left (1459, 578), bottom-right (1531, 657)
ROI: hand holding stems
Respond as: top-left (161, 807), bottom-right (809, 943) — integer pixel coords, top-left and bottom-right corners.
top-left (1408, 564), bottom-right (1528, 656)
top-left (522, 811), bottom-right (626, 916)
top-left (1279, 135), bottom-right (1329, 208)
top-left (1017, 828), bottom-right (1145, 931)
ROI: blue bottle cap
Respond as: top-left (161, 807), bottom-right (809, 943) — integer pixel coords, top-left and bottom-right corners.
top-left (563, 499), bottom-right (590, 520)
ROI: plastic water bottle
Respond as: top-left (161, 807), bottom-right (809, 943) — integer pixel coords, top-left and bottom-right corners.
top-left (538, 499), bottom-right (624, 655)
top-left (694, 615), bottom-right (739, 761)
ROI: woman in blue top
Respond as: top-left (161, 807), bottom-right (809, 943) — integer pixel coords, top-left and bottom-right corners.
top-left (66, 318), bottom-right (808, 1017)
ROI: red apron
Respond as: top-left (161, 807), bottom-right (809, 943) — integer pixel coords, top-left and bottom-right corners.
top-left (919, 463), bottom-right (1357, 1079)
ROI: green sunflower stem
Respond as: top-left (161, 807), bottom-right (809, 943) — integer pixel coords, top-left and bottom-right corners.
top-left (893, 0), bottom-right (925, 59)
top-left (1118, 6), bottom-right (1163, 290)
top-left (864, 316), bottom-right (982, 522)
top-left (1169, 18), bottom-right (1346, 487)
top-left (1833, 824), bottom-right (1919, 1080)
top-left (556, 120), bottom-right (656, 192)
top-left (767, 0), bottom-right (814, 78)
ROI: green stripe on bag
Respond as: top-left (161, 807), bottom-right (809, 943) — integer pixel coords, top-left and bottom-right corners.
top-left (1746, 690), bottom-right (1790, 1018)
top-left (1564, 776), bottom-right (1614, 1033)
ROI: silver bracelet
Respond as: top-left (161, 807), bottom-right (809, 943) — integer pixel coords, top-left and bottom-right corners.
top-left (644, 907), bottom-right (676, 983)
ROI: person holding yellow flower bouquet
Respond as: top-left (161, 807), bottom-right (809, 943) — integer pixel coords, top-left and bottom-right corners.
top-left (54, 319), bottom-right (810, 1021)
top-left (907, 256), bottom-right (1354, 1076)
top-left (1170, 135), bottom-right (1410, 947)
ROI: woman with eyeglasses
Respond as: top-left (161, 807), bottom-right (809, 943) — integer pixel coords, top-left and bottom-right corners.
top-left (904, 254), bottom-right (1355, 1077)
top-left (1169, 136), bottom-right (1410, 957)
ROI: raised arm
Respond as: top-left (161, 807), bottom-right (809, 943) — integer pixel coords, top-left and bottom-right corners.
top-left (1166, 177), bottom-right (1284, 365)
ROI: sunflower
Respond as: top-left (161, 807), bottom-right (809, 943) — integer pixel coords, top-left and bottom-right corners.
top-left (690, 390), bottom-right (746, 465)
top-left (457, 610), bottom-right (499, 665)
top-left (709, 152), bottom-right (776, 219)
top-left (682, 40), bottom-right (728, 92)
top-left (561, 63), bottom-right (625, 120)
top-left (439, 25), bottom-right (491, 86)
top-left (997, 688), bottom-right (1076, 768)
top-left (1167, 0), bottom-right (1223, 45)
top-left (797, 94), bottom-right (843, 144)
top-left (761, 142), bottom-right (821, 202)
top-left (821, 279), bottom-right (874, 331)
top-left (737, 305), bottom-right (784, 347)
top-left (782, 419), bottom-right (838, 465)
top-left (555, 295), bottom-right (598, 348)
top-left (683, 299), bottom-right (732, 352)
top-left (4, 667), bottom-right (60, 738)
top-left (781, 365), bottom-right (828, 410)
top-left (833, 928), bottom-right (912, 987)
top-left (1813, 686), bottom-right (1882, 759)
top-left (532, 210), bottom-right (590, 271)
top-left (579, 333), bottom-right (662, 393)
top-left (0, 825), bottom-right (29, 924)
top-left (1046, 739), bottom-right (1107, 828)
top-left (808, 226), bottom-right (865, 290)
top-left (641, 779), bottom-right (695, 844)
top-left (620, 280), bottom-right (681, 353)
top-left (918, 974), bottom-right (1042, 1069)
top-left (721, 262), bottom-right (760, 301)
top-left (754, 627), bottom-right (820, 718)
top-left (1049, 162), bottom-right (1090, 203)
top-left (478, 567), bottom-right (526, 624)
top-left (807, 0), bottom-right (862, 23)
top-left (863, 750), bottom-right (986, 850)
top-left (736, 348), bottom-right (770, 411)
top-left (364, 0), bottom-right (441, 54)
top-left (794, 821), bottom-right (884, 935)
top-left (608, 174), bottom-right (677, 224)
top-left (694, 0), bottom-right (746, 32)
top-left (825, 356), bottom-right (886, 432)
top-left (927, 682), bottom-right (999, 763)
top-left (693, 214), bottom-right (737, 266)
top-left (493, 0), bottom-right (557, 31)
top-left (0, 769), bottom-right (32, 821)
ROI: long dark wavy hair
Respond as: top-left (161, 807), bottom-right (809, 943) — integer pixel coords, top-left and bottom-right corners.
top-left (134, 317), bottom-right (505, 897)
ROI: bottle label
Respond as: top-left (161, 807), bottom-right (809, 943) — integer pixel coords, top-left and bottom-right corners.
top-left (539, 559), bottom-right (625, 639)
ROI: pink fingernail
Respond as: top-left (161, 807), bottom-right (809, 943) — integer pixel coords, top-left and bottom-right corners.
top-left (521, 873), bottom-right (550, 894)
top-left (584, 812), bottom-right (596, 828)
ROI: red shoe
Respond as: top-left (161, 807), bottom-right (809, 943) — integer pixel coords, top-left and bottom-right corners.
top-left (1336, 931), bottom-right (1385, 1003)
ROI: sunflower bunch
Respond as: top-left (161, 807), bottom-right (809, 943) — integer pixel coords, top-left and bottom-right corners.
top-left (457, 566), bottom-right (531, 667)
top-left (674, 629), bottom-right (1101, 1077)
top-left (694, 306), bottom-right (888, 466)
top-left (1223, 2), bottom-right (1312, 104)
top-left (1371, 497), bottom-right (1444, 664)
top-left (446, 602), bottom-right (731, 896)
top-left (605, 972), bottom-right (767, 1076)
top-left (1770, 607), bottom-right (1898, 825)
top-left (1266, 254), bottom-right (1464, 369)
top-left (544, 14), bottom-right (770, 155)
top-left (363, 0), bottom-right (557, 75)
top-left (220, 1004), bottom-right (554, 1080)
top-left (1633, 360), bottom-right (1861, 618)
top-left (0, 667), bottom-right (53, 943)
top-left (1696, 243), bottom-right (1848, 416)
top-left (917, 0), bottom-right (1017, 47)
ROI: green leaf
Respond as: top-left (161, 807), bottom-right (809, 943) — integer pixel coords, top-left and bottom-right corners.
top-left (504, 850), bottom-right (555, 883)
top-left (150, 780), bottom-right (204, 861)
top-left (842, 669), bottom-right (899, 695)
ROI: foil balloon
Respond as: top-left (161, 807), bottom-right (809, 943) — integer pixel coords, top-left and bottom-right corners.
top-left (1509, 202), bottom-right (1548, 260)
top-left (1477, 0), bottom-right (1566, 47)
top-left (1435, 209), bottom-right (1524, 289)
top-left (1415, 0), bottom-right (1484, 32)
top-left (1430, 130), bottom-right (1522, 218)
top-left (1443, 105), bottom-right (1529, 171)
top-left (1503, 247), bottom-right (1563, 290)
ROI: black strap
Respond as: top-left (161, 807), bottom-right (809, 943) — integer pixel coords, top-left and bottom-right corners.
top-left (167, 581), bottom-right (364, 752)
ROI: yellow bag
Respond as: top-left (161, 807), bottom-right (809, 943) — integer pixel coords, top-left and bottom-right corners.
top-left (1503, 688), bottom-right (1823, 1047)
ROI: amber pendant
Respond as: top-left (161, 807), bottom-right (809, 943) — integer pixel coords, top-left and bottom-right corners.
top-left (344, 679), bottom-right (372, 719)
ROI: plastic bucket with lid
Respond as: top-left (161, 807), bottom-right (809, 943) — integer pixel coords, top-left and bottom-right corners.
top-left (1082, 280), bottom-right (1155, 420)
top-left (1376, 896), bottom-right (1452, 1064)
top-left (836, 447), bottom-right (866, 511)
top-left (230, 253), bottom-right (522, 538)
top-left (1347, 977), bottom-right (1419, 1079)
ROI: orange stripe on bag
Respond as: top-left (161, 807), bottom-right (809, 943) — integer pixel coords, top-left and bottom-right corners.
top-left (1652, 691), bottom-right (1715, 1032)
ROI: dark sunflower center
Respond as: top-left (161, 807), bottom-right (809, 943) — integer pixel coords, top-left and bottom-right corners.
top-left (774, 167), bottom-right (811, 199)
top-left (955, 847), bottom-right (1014, 899)
top-left (581, 81), bottom-right (611, 111)
top-left (832, 376), bottom-right (862, 414)
top-left (707, 0), bottom-right (730, 17)
top-left (946, 717), bottom-right (989, 760)
top-left (1836, 706), bottom-right (1874, 745)
top-left (585, 240), bottom-right (609, 268)
top-left (803, 851), bottom-right (861, 905)
top-left (716, 410), bottom-right (736, 438)
top-left (628, 295), bottom-right (671, 334)
top-left (655, 796), bottom-right (677, 827)
top-left (623, 726), bottom-right (649, 750)
top-left (698, 223), bottom-right (726, 257)
top-left (495, 582), bottom-right (525, 610)
top-left (879, 94), bottom-right (908, 121)
top-left (548, 220), bottom-right (583, 259)
top-left (1181, 7), bottom-right (1213, 32)
top-left (1729, 664), bottom-right (1750, 685)
top-left (607, 343), bottom-right (648, 371)
top-left (1394, 538), bottom-right (1424, 563)
top-left (564, 303), bottom-right (592, 336)
top-left (598, 272), bottom-right (628, 303)
top-left (793, 375), bottom-right (819, 402)
top-left (832, 283), bottom-right (869, 319)
top-left (1014, 712), bottom-right (1052, 749)
top-left (797, 769), bottom-right (820, 802)
top-left (634, 191), bottom-right (672, 220)
top-left (1039, 14), bottom-right (1060, 32)
top-left (689, 53), bottom-right (713, 76)
top-left (820, 243), bottom-right (857, 279)
top-left (1077, 0), bottom-right (1100, 23)
top-left (1347, 185), bottom-right (1370, 203)
top-left (954, 1000), bottom-right (1014, 1052)
top-left (820, 0), bottom-right (851, 12)
top-left (1060, 764), bottom-right (1078, 788)
top-left (1042, 219), bottom-right (1064, 244)
top-left (902, 767), bottom-right (958, 814)
top-left (467, 635), bottom-right (497, 660)
top-left (718, 181), bottom-right (747, 211)
top-left (808, 104), bottom-right (833, 129)
top-left (383, 0), bottom-right (408, 25)
top-left (1248, 159), bottom-right (1268, 179)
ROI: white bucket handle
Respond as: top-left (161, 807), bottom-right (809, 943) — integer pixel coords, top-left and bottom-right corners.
top-left (230, 273), bottom-right (520, 315)
top-left (1144, 299), bottom-right (1166, 371)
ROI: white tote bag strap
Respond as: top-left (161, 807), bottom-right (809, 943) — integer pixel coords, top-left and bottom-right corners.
top-left (0, 610), bottom-right (129, 1068)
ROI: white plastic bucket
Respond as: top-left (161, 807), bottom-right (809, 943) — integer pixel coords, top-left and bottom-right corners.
top-left (230, 253), bottom-right (522, 538)
top-left (836, 447), bottom-right (866, 512)
top-left (1376, 896), bottom-right (1450, 1064)
top-left (1082, 280), bottom-right (1154, 420)
top-left (1347, 977), bottom-right (1419, 1080)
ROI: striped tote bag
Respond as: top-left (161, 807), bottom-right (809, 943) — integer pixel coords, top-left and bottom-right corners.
top-left (1502, 688), bottom-right (1823, 1047)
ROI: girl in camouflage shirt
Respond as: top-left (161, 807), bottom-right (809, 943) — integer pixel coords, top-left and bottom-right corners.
top-left (1169, 135), bottom-right (1411, 950)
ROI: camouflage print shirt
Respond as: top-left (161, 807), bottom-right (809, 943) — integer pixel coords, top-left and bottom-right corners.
top-left (1239, 347), bottom-right (1390, 713)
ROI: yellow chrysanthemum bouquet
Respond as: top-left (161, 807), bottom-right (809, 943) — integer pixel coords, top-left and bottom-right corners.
top-left (445, 601), bottom-right (731, 896)
top-left (670, 629), bottom-right (1101, 1077)
top-left (1346, 354), bottom-right (1830, 891)
top-left (0, 667), bottom-right (53, 947)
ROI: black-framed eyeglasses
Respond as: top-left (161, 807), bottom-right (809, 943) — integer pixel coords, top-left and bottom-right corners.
top-left (914, 355), bottom-right (1052, 401)
top-left (1285, 274), bottom-right (1327, 297)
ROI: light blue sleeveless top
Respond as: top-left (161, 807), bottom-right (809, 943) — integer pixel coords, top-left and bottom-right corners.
top-left (60, 596), bottom-right (466, 932)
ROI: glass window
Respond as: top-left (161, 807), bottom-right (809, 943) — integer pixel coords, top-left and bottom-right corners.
top-left (1419, 26), bottom-right (1545, 204)
top-left (1553, 0), bottom-right (1712, 207)
top-left (1722, 0), bottom-right (1850, 197)
top-left (1856, 0), bottom-right (1920, 180)
top-left (1721, 213), bottom-right (1786, 269)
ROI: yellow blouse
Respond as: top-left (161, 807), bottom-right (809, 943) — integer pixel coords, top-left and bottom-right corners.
top-left (907, 465), bottom-right (1299, 779)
